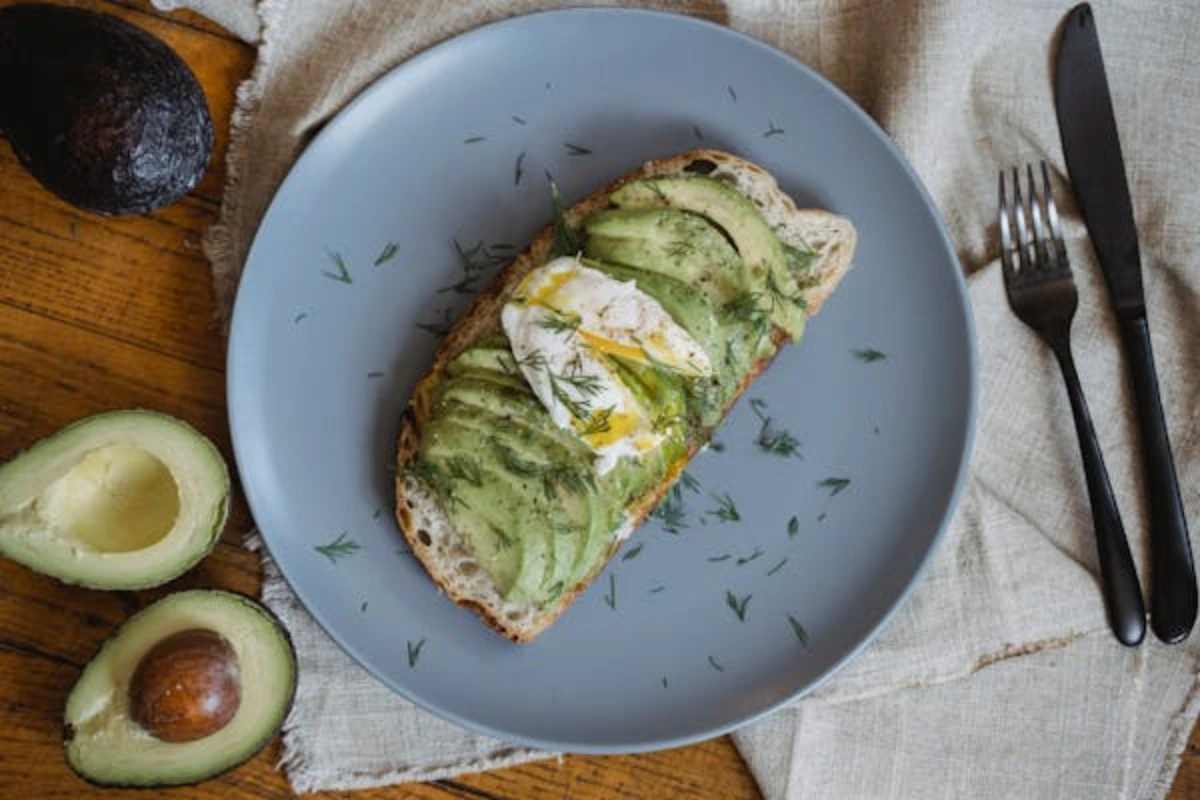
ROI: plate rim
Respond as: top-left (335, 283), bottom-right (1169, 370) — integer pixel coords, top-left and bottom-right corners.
top-left (226, 6), bottom-right (979, 753)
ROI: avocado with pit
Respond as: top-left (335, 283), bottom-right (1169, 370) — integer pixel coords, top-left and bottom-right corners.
top-left (0, 5), bottom-right (214, 215)
top-left (0, 409), bottom-right (229, 589)
top-left (64, 589), bottom-right (296, 787)
top-left (610, 176), bottom-right (806, 340)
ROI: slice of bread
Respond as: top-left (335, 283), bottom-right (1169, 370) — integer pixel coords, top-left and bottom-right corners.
top-left (395, 149), bottom-right (857, 642)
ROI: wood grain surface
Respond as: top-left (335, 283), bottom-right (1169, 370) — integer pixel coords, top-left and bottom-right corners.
top-left (0, 2), bottom-right (1196, 798)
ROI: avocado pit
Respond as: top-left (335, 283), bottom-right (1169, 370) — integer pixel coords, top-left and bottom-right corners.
top-left (129, 629), bottom-right (241, 743)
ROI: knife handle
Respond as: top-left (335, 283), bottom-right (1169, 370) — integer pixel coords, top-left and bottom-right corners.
top-left (1120, 316), bottom-right (1196, 643)
top-left (1053, 344), bottom-right (1146, 646)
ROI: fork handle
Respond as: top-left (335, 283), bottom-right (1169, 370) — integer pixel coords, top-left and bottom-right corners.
top-left (1052, 343), bottom-right (1147, 646)
top-left (1119, 316), bottom-right (1196, 643)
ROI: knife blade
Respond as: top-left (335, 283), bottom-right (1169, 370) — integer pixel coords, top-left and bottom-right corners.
top-left (1054, 2), bottom-right (1196, 643)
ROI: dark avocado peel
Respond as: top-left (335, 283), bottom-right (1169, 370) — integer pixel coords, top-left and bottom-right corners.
top-left (0, 4), bottom-right (214, 215)
top-left (64, 590), bottom-right (297, 788)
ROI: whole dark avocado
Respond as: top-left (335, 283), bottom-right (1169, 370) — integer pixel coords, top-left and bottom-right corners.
top-left (0, 4), bottom-right (214, 215)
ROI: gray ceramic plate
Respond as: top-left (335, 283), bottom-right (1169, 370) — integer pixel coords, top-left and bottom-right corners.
top-left (228, 9), bottom-right (976, 753)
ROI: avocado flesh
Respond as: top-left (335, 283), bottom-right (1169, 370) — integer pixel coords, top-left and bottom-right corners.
top-left (0, 410), bottom-right (229, 589)
top-left (610, 176), bottom-right (807, 340)
top-left (0, 5), bottom-right (214, 216)
top-left (64, 590), bottom-right (295, 787)
top-left (584, 207), bottom-right (744, 306)
top-left (409, 177), bottom-right (798, 606)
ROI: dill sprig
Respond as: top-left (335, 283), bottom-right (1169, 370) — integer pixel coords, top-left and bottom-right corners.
top-left (445, 455), bottom-right (483, 487)
top-left (577, 405), bottom-right (615, 436)
top-left (748, 397), bottom-right (802, 458)
top-left (407, 638), bottom-right (426, 667)
top-left (788, 615), bottom-right (810, 647)
top-left (536, 311), bottom-right (581, 336)
top-left (548, 178), bottom-right (582, 256)
top-left (819, 477), bottom-right (851, 496)
top-left (707, 492), bottom-right (741, 522)
top-left (514, 151), bottom-right (526, 185)
top-left (650, 483), bottom-right (687, 533)
top-left (374, 242), bottom-right (399, 266)
top-left (854, 348), bottom-right (887, 363)
top-left (314, 532), bottom-right (361, 563)
top-left (321, 250), bottom-right (353, 284)
top-left (725, 590), bottom-right (751, 621)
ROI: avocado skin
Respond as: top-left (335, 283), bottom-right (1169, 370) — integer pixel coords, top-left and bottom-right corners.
top-left (63, 590), bottom-right (297, 789)
top-left (0, 5), bottom-right (213, 216)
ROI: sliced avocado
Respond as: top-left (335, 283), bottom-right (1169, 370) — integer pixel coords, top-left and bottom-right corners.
top-left (445, 346), bottom-right (521, 381)
top-left (583, 207), bottom-right (744, 305)
top-left (0, 410), bottom-right (229, 590)
top-left (442, 363), bottom-right (530, 395)
top-left (0, 6), bottom-right (213, 216)
top-left (610, 176), bottom-right (806, 340)
top-left (64, 590), bottom-right (296, 787)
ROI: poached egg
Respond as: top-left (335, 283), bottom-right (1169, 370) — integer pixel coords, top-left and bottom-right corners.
top-left (501, 256), bottom-right (712, 474)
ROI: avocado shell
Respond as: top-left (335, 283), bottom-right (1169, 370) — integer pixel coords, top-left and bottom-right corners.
top-left (0, 4), bottom-right (214, 216)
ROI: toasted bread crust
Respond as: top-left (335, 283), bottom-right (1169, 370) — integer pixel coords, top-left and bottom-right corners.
top-left (394, 149), bottom-right (856, 642)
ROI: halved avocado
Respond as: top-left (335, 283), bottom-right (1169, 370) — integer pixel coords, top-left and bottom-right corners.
top-left (0, 5), bottom-right (214, 215)
top-left (64, 590), bottom-right (297, 787)
top-left (0, 410), bottom-right (229, 589)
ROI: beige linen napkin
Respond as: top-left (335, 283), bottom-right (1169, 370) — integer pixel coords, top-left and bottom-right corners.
top-left (155, 0), bottom-right (1200, 796)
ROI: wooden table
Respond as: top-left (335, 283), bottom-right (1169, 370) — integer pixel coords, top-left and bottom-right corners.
top-left (0, 2), bottom-right (1196, 798)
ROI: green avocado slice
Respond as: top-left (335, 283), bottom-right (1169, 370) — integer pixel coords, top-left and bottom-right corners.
top-left (583, 207), bottom-right (744, 306)
top-left (0, 410), bottom-right (229, 590)
top-left (609, 175), bottom-right (806, 340)
top-left (63, 590), bottom-right (295, 787)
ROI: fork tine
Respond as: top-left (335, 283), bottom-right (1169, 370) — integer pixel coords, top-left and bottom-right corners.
top-left (1026, 163), bottom-right (1051, 271)
top-left (1011, 166), bottom-right (1035, 272)
top-left (1041, 161), bottom-right (1070, 270)
top-left (998, 170), bottom-right (1017, 279)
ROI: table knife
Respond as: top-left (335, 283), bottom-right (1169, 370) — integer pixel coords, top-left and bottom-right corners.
top-left (1054, 2), bottom-right (1196, 643)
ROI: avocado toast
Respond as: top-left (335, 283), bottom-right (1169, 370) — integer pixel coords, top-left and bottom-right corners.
top-left (395, 149), bottom-right (856, 642)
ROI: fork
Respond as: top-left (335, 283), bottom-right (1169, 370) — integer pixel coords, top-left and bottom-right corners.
top-left (999, 162), bottom-right (1146, 646)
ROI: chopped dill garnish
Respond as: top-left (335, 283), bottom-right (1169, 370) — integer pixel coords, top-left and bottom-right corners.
top-left (407, 638), bottom-right (426, 667)
top-left (854, 348), bottom-right (888, 363)
top-left (726, 590), bottom-right (751, 621)
top-left (788, 615), bottom-right (810, 647)
top-left (445, 455), bottom-right (483, 487)
top-left (767, 558), bottom-right (788, 576)
top-left (622, 543), bottom-right (644, 561)
top-left (707, 492), bottom-right (740, 522)
top-left (748, 397), bottom-right (802, 458)
top-left (736, 548), bottom-right (764, 566)
top-left (548, 178), bottom-right (582, 256)
top-left (536, 311), bottom-right (581, 335)
top-left (321, 250), bottom-right (352, 284)
top-left (818, 477), bottom-right (851, 496)
top-left (314, 532), bottom-right (360, 563)
top-left (564, 142), bottom-right (592, 156)
top-left (514, 151), bottom-right (526, 185)
top-left (764, 120), bottom-right (785, 138)
top-left (374, 242), bottom-right (399, 266)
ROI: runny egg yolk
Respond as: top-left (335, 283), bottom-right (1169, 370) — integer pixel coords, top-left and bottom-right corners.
top-left (500, 257), bottom-right (713, 474)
